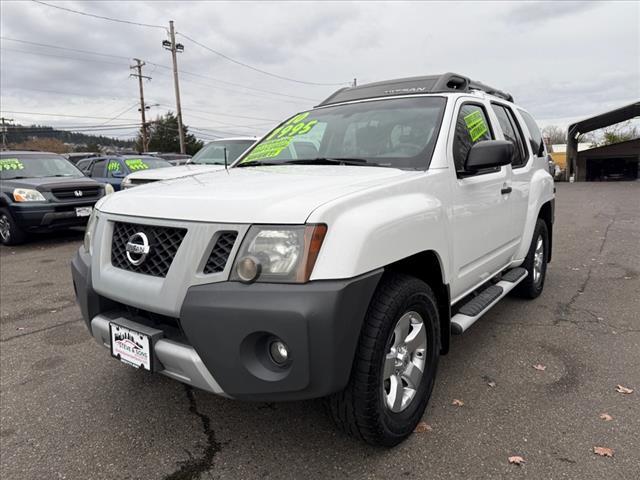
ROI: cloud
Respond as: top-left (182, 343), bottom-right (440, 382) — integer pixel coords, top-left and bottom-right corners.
top-left (504, 0), bottom-right (603, 25)
top-left (0, 0), bottom-right (638, 142)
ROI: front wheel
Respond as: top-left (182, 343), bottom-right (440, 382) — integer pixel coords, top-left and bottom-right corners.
top-left (0, 208), bottom-right (27, 246)
top-left (327, 273), bottom-right (440, 447)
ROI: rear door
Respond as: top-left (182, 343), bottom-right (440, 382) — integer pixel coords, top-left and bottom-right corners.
top-left (448, 99), bottom-right (516, 300)
top-left (491, 103), bottom-right (536, 246)
top-left (106, 158), bottom-right (126, 190)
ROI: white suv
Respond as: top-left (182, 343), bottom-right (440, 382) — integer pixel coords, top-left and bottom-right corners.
top-left (72, 73), bottom-right (554, 446)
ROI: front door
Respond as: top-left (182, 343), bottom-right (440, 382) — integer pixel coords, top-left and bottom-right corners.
top-left (448, 100), bottom-right (516, 301)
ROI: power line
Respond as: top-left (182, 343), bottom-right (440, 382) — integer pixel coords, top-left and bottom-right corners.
top-left (176, 31), bottom-right (349, 87)
top-left (0, 110), bottom-right (141, 121)
top-left (31, 0), bottom-right (166, 30)
top-left (0, 37), bottom-right (132, 60)
top-left (157, 104), bottom-right (279, 122)
top-left (2, 38), bottom-right (322, 103)
top-left (0, 46), bottom-right (128, 67)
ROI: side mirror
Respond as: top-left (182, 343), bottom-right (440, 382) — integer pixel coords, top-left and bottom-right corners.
top-left (465, 140), bottom-right (513, 172)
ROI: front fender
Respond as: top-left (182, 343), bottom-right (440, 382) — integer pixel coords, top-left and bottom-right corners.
top-left (308, 171), bottom-right (451, 282)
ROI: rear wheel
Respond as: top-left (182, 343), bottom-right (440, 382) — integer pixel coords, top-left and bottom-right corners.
top-left (327, 273), bottom-right (440, 447)
top-left (513, 218), bottom-right (548, 298)
top-left (0, 208), bottom-right (27, 246)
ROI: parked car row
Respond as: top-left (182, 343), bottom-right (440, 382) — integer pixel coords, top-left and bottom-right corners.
top-left (0, 138), bottom-right (258, 244)
top-left (0, 151), bottom-right (110, 245)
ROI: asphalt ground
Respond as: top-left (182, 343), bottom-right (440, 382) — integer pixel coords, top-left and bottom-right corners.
top-left (1, 182), bottom-right (638, 480)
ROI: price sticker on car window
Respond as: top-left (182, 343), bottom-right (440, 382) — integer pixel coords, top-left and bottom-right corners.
top-left (464, 110), bottom-right (489, 142)
top-left (242, 113), bottom-right (319, 163)
top-left (0, 158), bottom-right (24, 170)
top-left (125, 159), bottom-right (150, 171)
top-left (107, 160), bottom-right (121, 172)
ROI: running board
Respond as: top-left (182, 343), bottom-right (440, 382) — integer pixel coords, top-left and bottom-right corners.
top-left (451, 267), bottom-right (527, 334)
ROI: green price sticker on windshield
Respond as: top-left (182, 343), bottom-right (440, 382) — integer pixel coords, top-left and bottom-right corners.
top-left (0, 158), bottom-right (24, 171)
top-left (125, 159), bottom-right (149, 171)
top-left (463, 110), bottom-right (489, 142)
top-left (107, 161), bottom-right (121, 172)
top-left (242, 113), bottom-right (318, 163)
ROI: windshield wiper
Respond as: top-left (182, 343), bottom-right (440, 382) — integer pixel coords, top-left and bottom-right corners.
top-left (235, 160), bottom-right (283, 168)
top-left (280, 157), bottom-right (371, 166)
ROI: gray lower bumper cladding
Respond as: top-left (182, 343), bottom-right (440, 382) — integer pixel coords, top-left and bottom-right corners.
top-left (71, 248), bottom-right (383, 402)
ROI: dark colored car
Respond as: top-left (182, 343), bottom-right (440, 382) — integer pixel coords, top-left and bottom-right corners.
top-left (0, 151), bottom-right (107, 245)
top-left (80, 155), bottom-right (173, 190)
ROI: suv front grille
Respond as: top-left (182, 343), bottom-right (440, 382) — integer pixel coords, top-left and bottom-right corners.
top-left (52, 186), bottom-right (101, 200)
top-left (111, 222), bottom-right (187, 277)
top-left (203, 231), bottom-right (238, 274)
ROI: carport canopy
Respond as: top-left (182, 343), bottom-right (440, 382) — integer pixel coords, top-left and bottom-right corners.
top-left (567, 101), bottom-right (640, 179)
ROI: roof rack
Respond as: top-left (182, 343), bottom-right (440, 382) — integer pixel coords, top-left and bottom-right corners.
top-left (316, 72), bottom-right (514, 107)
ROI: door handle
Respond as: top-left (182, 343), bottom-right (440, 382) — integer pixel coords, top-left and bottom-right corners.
top-left (501, 186), bottom-right (512, 195)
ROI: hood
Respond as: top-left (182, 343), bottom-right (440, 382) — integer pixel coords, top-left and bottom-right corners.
top-left (100, 165), bottom-right (415, 224)
top-left (2, 175), bottom-right (100, 190)
top-left (126, 164), bottom-right (224, 181)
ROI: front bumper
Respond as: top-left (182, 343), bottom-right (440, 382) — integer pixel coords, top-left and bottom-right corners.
top-left (9, 201), bottom-right (96, 231)
top-left (71, 248), bottom-right (382, 401)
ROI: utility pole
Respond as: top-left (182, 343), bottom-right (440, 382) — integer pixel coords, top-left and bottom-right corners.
top-left (1, 117), bottom-right (13, 150)
top-left (163, 20), bottom-right (186, 154)
top-left (130, 59), bottom-right (151, 152)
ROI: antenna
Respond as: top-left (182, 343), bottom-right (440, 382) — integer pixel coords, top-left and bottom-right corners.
top-left (224, 147), bottom-right (228, 173)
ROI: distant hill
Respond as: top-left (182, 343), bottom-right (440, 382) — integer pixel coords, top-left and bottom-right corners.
top-left (6, 124), bottom-right (135, 148)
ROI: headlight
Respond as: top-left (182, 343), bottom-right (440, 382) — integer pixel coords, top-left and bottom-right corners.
top-left (231, 224), bottom-right (327, 283)
top-left (104, 183), bottom-right (115, 194)
top-left (13, 188), bottom-right (46, 202)
top-left (83, 209), bottom-right (99, 254)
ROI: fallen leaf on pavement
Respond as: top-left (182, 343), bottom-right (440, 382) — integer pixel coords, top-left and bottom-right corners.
top-left (599, 413), bottom-right (613, 421)
top-left (452, 399), bottom-right (464, 407)
top-left (615, 385), bottom-right (633, 394)
top-left (593, 446), bottom-right (614, 457)
top-left (414, 421), bottom-right (432, 433)
top-left (487, 381), bottom-right (496, 388)
top-left (532, 364), bottom-right (547, 371)
top-left (508, 456), bottom-right (525, 465)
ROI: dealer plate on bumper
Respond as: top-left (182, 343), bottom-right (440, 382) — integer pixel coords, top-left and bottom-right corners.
top-left (110, 323), bottom-right (152, 371)
top-left (75, 206), bottom-right (92, 217)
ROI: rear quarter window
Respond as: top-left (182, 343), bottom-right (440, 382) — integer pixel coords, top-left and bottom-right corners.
top-left (519, 109), bottom-right (544, 157)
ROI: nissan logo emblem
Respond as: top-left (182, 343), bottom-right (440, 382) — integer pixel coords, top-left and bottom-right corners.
top-left (74, 190), bottom-right (83, 197)
top-left (125, 232), bottom-right (151, 265)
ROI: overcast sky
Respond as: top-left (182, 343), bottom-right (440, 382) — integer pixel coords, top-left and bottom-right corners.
top-left (1, 0), bottom-right (638, 142)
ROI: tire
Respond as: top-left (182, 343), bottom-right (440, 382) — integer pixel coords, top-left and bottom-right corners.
top-left (0, 208), bottom-right (28, 246)
top-left (327, 273), bottom-right (440, 447)
top-left (513, 218), bottom-right (548, 299)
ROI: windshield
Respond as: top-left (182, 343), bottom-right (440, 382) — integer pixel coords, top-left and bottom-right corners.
top-left (121, 157), bottom-right (173, 171)
top-left (0, 153), bottom-right (83, 180)
top-left (238, 97), bottom-right (446, 169)
top-left (191, 140), bottom-right (256, 165)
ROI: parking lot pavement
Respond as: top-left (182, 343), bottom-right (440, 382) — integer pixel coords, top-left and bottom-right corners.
top-left (1, 182), bottom-right (638, 480)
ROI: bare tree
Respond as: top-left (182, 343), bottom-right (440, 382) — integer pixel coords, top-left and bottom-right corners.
top-left (541, 125), bottom-right (566, 145)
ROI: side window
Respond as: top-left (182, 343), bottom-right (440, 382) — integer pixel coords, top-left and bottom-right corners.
top-left (519, 109), bottom-right (544, 157)
top-left (492, 104), bottom-right (527, 167)
top-left (90, 160), bottom-right (106, 177)
top-left (452, 103), bottom-right (493, 171)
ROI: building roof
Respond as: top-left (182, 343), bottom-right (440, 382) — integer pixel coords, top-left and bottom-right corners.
top-left (568, 102), bottom-right (640, 138)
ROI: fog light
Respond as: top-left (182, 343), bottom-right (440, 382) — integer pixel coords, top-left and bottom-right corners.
top-left (236, 256), bottom-right (261, 283)
top-left (269, 340), bottom-right (289, 365)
